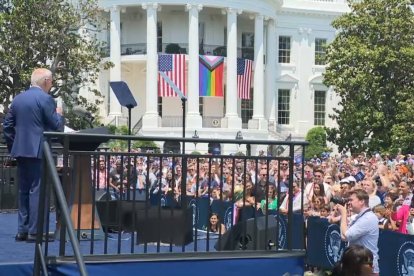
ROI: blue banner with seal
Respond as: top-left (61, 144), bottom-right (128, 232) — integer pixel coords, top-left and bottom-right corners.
top-left (307, 216), bottom-right (414, 275)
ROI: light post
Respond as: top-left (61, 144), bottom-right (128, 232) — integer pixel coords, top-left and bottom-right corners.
top-left (235, 131), bottom-right (243, 154)
top-left (192, 130), bottom-right (199, 152)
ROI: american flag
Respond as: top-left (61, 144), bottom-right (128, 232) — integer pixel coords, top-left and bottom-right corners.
top-left (158, 54), bottom-right (186, 97)
top-left (237, 58), bottom-right (253, 99)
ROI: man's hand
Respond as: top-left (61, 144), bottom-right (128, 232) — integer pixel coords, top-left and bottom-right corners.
top-left (335, 204), bottom-right (347, 216)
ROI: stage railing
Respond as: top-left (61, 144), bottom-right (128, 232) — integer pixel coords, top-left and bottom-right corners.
top-left (0, 147), bottom-right (18, 210)
top-left (34, 141), bottom-right (87, 276)
top-left (33, 132), bottom-right (308, 274)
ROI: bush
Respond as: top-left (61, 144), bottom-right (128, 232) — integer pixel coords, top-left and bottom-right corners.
top-left (305, 127), bottom-right (330, 160)
top-left (165, 43), bottom-right (181, 54)
top-left (132, 140), bottom-right (160, 153)
top-left (105, 125), bottom-right (160, 152)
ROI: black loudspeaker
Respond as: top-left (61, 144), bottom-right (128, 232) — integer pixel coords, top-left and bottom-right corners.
top-left (96, 195), bottom-right (147, 231)
top-left (215, 215), bottom-right (277, 251)
top-left (96, 197), bottom-right (193, 246)
top-left (134, 207), bottom-right (193, 246)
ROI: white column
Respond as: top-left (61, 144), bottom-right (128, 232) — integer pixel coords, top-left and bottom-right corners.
top-left (109, 5), bottom-right (122, 120)
top-left (142, 3), bottom-right (160, 128)
top-left (248, 14), bottom-right (267, 130)
top-left (265, 18), bottom-right (276, 130)
top-left (222, 8), bottom-right (242, 129)
top-left (186, 4), bottom-right (203, 129)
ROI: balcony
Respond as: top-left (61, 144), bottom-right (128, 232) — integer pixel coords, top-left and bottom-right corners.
top-left (102, 43), bottom-right (254, 59)
top-left (122, 43), bottom-right (147, 55)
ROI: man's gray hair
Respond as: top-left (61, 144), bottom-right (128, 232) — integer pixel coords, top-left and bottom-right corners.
top-left (31, 68), bottom-right (52, 86)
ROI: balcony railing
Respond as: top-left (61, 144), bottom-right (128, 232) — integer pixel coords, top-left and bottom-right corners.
top-left (122, 43), bottom-right (147, 55)
top-left (160, 116), bottom-right (226, 128)
top-left (102, 43), bottom-right (254, 59)
top-left (202, 116), bottom-right (222, 128)
top-left (161, 116), bottom-right (183, 127)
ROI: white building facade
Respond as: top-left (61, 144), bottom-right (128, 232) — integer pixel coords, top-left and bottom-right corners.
top-left (94, 0), bottom-right (350, 153)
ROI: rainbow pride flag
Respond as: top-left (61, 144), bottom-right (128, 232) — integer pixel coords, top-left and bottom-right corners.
top-left (199, 55), bottom-right (224, 97)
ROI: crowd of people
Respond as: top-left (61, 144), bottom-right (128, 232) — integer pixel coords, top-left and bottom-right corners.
top-left (94, 151), bottom-right (414, 232)
top-left (92, 149), bottom-right (414, 274)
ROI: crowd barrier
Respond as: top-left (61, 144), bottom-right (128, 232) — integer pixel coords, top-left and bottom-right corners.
top-left (307, 216), bottom-right (414, 275)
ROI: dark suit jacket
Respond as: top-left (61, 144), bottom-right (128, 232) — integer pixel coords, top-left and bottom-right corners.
top-left (3, 86), bottom-right (64, 159)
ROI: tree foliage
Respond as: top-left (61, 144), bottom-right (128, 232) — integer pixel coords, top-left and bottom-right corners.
top-left (0, 0), bottom-right (111, 129)
top-left (106, 125), bottom-right (161, 153)
top-left (305, 127), bottom-right (329, 160)
top-left (324, 0), bottom-right (414, 154)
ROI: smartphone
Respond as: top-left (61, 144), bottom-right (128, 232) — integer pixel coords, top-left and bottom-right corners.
top-left (355, 171), bottom-right (365, 182)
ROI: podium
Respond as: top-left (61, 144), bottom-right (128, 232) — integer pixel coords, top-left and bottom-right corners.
top-left (60, 127), bottom-right (109, 240)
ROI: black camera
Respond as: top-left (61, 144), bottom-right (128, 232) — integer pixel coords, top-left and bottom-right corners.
top-left (330, 196), bottom-right (349, 206)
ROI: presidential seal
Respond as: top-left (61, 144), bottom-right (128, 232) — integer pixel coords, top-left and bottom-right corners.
top-left (188, 198), bottom-right (199, 228)
top-left (275, 215), bottom-right (287, 249)
top-left (397, 241), bottom-right (414, 276)
top-left (160, 194), bottom-right (167, 207)
top-left (224, 206), bottom-right (233, 230)
top-left (324, 224), bottom-right (345, 266)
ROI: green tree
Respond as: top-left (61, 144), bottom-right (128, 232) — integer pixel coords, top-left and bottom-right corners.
top-left (132, 140), bottom-right (160, 153)
top-left (107, 125), bottom-right (129, 151)
top-left (106, 125), bottom-right (161, 152)
top-left (324, 0), bottom-right (414, 153)
top-left (0, 0), bottom-right (111, 130)
top-left (305, 127), bottom-right (329, 160)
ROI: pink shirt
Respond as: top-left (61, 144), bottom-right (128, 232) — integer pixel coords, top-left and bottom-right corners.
top-left (392, 205), bottom-right (410, 234)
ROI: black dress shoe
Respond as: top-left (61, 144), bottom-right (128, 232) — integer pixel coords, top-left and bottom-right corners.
top-left (27, 232), bottom-right (55, 243)
top-left (15, 233), bottom-right (28, 241)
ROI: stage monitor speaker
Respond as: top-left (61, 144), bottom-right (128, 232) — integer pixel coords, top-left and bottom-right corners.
top-left (134, 207), bottom-right (193, 246)
top-left (215, 215), bottom-right (277, 251)
top-left (96, 196), bottom-right (147, 231)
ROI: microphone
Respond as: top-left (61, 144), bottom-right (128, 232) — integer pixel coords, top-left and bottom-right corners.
top-left (49, 87), bottom-right (61, 98)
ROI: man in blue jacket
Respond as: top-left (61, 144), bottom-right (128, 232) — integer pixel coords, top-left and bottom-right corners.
top-left (3, 68), bottom-right (64, 241)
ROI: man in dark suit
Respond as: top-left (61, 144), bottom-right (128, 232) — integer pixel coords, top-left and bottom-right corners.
top-left (3, 68), bottom-right (64, 241)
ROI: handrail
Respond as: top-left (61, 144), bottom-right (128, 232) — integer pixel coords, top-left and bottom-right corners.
top-left (38, 141), bottom-right (88, 275)
top-left (44, 131), bottom-right (308, 147)
top-left (132, 117), bottom-right (143, 134)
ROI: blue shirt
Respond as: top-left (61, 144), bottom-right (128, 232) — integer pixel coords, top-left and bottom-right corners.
top-left (347, 208), bottom-right (379, 273)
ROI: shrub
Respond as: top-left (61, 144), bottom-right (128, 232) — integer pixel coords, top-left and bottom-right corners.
top-left (305, 127), bottom-right (330, 160)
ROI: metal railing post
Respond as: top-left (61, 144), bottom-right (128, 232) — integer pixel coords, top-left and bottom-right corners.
top-left (42, 141), bottom-right (88, 276)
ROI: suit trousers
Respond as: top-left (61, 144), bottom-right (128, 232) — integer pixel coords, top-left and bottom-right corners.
top-left (17, 158), bottom-right (43, 235)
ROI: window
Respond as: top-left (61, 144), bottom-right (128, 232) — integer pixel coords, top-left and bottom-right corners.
top-left (278, 36), bottom-right (291, 64)
top-left (314, 90), bottom-right (326, 125)
top-left (157, 21), bottom-right (162, 53)
top-left (158, 97), bottom-right (162, 117)
top-left (242, 32), bottom-right (254, 60)
top-left (315, 38), bottom-right (327, 65)
top-left (241, 90), bottom-right (253, 128)
top-left (278, 89), bottom-right (290, 125)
